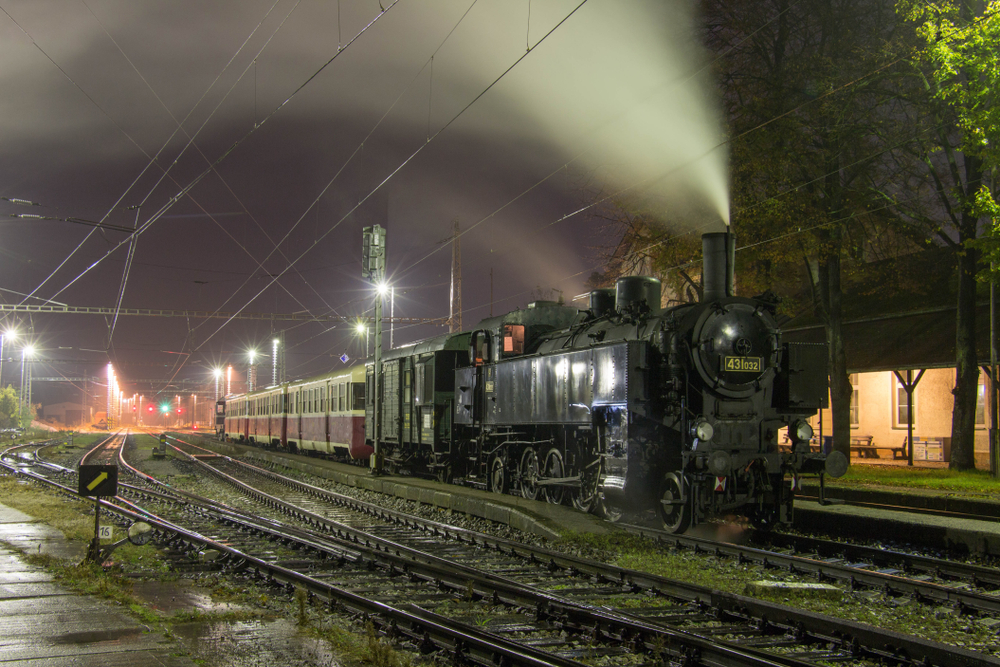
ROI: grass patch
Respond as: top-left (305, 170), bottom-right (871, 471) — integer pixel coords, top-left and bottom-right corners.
top-left (305, 621), bottom-right (418, 667)
top-left (560, 530), bottom-right (1000, 654)
top-left (0, 475), bottom-right (95, 541)
top-left (829, 465), bottom-right (999, 495)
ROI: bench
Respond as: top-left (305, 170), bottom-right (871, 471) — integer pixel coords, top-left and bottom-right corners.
top-left (850, 435), bottom-right (907, 459)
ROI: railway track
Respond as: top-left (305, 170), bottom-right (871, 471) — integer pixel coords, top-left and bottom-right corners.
top-left (3, 430), bottom-right (997, 665)
top-left (153, 433), bottom-right (998, 666)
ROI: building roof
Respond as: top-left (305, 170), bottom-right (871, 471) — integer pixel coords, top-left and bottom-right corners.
top-left (782, 303), bottom-right (994, 373)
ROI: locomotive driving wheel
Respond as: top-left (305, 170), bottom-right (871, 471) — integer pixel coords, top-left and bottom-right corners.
top-left (520, 448), bottom-right (540, 500)
top-left (489, 456), bottom-right (508, 494)
top-left (659, 472), bottom-right (691, 534)
top-left (542, 449), bottom-right (565, 505)
top-left (571, 459), bottom-right (601, 513)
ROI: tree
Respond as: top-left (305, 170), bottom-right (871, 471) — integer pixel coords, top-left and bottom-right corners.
top-left (891, 0), bottom-right (999, 469)
top-left (0, 386), bottom-right (18, 429)
top-left (700, 0), bottom-right (906, 460)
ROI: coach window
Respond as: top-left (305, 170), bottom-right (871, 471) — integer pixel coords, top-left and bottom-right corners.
top-left (352, 383), bottom-right (365, 411)
top-left (503, 324), bottom-right (525, 356)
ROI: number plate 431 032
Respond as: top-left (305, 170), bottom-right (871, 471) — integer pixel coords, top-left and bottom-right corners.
top-left (723, 356), bottom-right (762, 372)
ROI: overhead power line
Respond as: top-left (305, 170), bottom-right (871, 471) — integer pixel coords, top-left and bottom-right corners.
top-left (0, 304), bottom-right (444, 324)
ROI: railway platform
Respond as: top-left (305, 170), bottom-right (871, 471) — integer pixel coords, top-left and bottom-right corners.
top-left (795, 479), bottom-right (1000, 557)
top-left (0, 503), bottom-right (196, 666)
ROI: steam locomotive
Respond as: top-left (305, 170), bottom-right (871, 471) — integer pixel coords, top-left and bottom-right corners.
top-left (223, 232), bottom-right (846, 533)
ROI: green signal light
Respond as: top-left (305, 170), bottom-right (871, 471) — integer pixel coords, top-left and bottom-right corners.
top-left (160, 404), bottom-right (171, 413)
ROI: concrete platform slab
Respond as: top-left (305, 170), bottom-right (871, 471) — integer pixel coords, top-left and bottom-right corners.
top-left (0, 522), bottom-right (86, 561)
top-left (794, 499), bottom-right (1000, 556)
top-left (0, 507), bottom-right (196, 667)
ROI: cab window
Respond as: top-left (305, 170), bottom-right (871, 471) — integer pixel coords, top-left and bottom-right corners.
top-left (472, 331), bottom-right (491, 365)
top-left (503, 324), bottom-right (525, 356)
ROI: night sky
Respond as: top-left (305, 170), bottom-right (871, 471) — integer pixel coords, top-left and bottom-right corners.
top-left (0, 0), bottom-right (727, 413)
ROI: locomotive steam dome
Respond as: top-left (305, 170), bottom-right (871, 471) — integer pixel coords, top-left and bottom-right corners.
top-left (615, 277), bottom-right (661, 315)
top-left (690, 300), bottom-right (778, 398)
top-left (589, 288), bottom-right (616, 318)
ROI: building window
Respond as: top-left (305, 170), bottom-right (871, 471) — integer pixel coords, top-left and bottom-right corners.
top-left (976, 378), bottom-right (986, 426)
top-left (849, 373), bottom-right (859, 426)
top-left (893, 377), bottom-right (916, 429)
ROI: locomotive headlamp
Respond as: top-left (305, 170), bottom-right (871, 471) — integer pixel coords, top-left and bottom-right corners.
top-left (692, 419), bottom-right (714, 442)
top-left (792, 420), bottom-right (813, 443)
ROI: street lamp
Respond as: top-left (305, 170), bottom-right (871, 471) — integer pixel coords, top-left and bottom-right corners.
top-left (0, 328), bottom-right (17, 388)
top-left (356, 322), bottom-right (369, 357)
top-left (213, 368), bottom-right (222, 402)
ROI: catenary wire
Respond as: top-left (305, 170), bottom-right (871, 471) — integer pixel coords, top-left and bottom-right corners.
top-left (12, 0), bottom-right (290, 312)
top-left (191, 1), bottom-right (590, 352)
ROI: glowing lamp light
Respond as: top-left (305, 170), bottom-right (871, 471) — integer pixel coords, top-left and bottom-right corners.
top-left (355, 322), bottom-right (366, 334)
top-left (23, 345), bottom-right (34, 357)
top-left (376, 281), bottom-right (390, 297)
top-left (212, 368), bottom-right (223, 379)
top-left (160, 404), bottom-right (170, 414)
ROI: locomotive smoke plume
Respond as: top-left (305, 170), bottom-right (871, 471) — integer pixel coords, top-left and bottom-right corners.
top-left (405, 1), bottom-right (732, 228)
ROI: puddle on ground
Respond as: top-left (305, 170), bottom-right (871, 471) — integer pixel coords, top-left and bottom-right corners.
top-left (131, 579), bottom-right (243, 614)
top-left (173, 618), bottom-right (340, 667)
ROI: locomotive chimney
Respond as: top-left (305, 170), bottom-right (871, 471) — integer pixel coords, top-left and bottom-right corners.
top-left (702, 232), bottom-right (735, 302)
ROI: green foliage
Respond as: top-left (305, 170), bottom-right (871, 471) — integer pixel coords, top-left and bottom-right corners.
top-left (900, 0), bottom-right (1000, 271)
top-left (900, 1), bottom-right (1000, 166)
top-left (0, 385), bottom-right (19, 428)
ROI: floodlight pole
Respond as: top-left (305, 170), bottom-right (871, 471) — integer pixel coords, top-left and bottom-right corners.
top-left (362, 225), bottom-right (386, 475)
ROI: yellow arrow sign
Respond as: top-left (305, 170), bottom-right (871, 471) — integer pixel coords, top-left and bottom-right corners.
top-left (86, 472), bottom-right (108, 491)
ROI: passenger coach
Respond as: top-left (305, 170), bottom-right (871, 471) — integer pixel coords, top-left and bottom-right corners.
top-left (223, 364), bottom-right (368, 459)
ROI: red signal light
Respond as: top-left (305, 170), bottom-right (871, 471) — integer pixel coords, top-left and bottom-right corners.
top-left (147, 405), bottom-right (154, 412)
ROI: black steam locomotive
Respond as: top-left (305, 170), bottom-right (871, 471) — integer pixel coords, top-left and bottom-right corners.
top-left (367, 232), bottom-right (846, 532)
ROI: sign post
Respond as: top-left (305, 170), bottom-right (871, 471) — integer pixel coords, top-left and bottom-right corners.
top-left (79, 465), bottom-right (118, 563)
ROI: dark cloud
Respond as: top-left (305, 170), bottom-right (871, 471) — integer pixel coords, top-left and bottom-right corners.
top-left (0, 0), bottom-right (725, 408)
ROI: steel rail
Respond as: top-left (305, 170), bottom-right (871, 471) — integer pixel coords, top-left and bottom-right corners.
top-left (169, 444), bottom-right (818, 667)
top-left (0, 459), bottom-right (594, 667)
top-left (613, 521), bottom-right (1000, 616)
top-left (163, 437), bottom-right (994, 667)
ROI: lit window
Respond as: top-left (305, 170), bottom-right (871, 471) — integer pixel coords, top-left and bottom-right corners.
top-left (893, 376), bottom-right (916, 428)
top-left (976, 379), bottom-right (986, 426)
top-left (503, 324), bottom-right (525, 355)
top-left (849, 373), bottom-right (859, 426)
